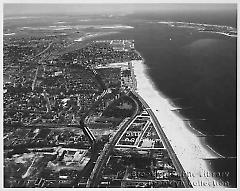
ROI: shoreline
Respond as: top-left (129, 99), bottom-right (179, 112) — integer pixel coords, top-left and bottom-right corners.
top-left (131, 59), bottom-right (228, 188)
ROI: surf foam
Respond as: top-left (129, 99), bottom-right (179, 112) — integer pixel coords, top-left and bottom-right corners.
top-left (132, 60), bottom-right (227, 188)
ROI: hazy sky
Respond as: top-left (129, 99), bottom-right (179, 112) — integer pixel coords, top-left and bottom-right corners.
top-left (4, 3), bottom-right (237, 16)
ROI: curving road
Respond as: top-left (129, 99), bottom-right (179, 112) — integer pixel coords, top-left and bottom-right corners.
top-left (86, 96), bottom-right (139, 187)
top-left (133, 91), bottom-right (192, 188)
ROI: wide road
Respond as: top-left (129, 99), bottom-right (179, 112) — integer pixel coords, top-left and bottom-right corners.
top-left (87, 96), bottom-right (139, 187)
top-left (31, 42), bottom-right (54, 90)
top-left (34, 42), bottom-right (53, 59)
top-left (133, 91), bottom-right (192, 188)
top-left (87, 117), bottom-right (135, 187)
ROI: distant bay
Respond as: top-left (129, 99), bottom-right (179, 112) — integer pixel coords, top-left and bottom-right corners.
top-left (93, 17), bottom-right (236, 187)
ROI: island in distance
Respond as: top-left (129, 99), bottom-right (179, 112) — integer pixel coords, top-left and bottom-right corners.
top-left (3, 3), bottom-right (237, 188)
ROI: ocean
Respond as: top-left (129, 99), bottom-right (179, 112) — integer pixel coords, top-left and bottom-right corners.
top-left (93, 10), bottom-right (237, 186)
top-left (4, 5), bottom-right (237, 187)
